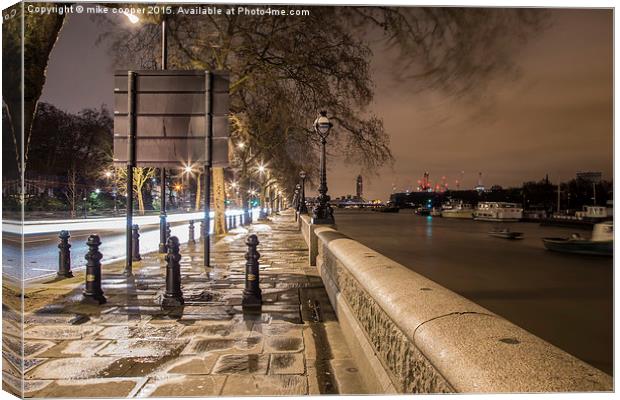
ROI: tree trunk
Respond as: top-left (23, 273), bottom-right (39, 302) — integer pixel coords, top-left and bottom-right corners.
top-left (195, 171), bottom-right (203, 211)
top-left (137, 189), bottom-right (145, 215)
top-left (213, 167), bottom-right (227, 235)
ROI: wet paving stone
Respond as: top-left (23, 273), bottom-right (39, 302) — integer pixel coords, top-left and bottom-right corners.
top-left (23, 339), bottom-right (56, 358)
top-left (106, 355), bottom-right (180, 377)
top-left (3, 349), bottom-right (38, 372)
top-left (137, 375), bottom-right (226, 397)
top-left (26, 357), bottom-right (122, 379)
top-left (253, 322), bottom-right (304, 337)
top-left (220, 374), bottom-right (307, 396)
top-left (24, 325), bottom-right (103, 340)
top-left (178, 323), bottom-right (232, 338)
top-left (212, 354), bottom-right (269, 374)
top-left (24, 313), bottom-right (88, 326)
top-left (269, 352), bottom-right (305, 375)
top-left (97, 339), bottom-right (186, 358)
top-left (94, 313), bottom-right (153, 326)
top-left (27, 378), bottom-right (142, 398)
top-left (165, 354), bottom-right (219, 375)
top-left (97, 324), bottom-right (183, 340)
top-left (265, 336), bottom-right (304, 353)
top-left (181, 338), bottom-right (236, 355)
top-left (38, 339), bottom-right (110, 358)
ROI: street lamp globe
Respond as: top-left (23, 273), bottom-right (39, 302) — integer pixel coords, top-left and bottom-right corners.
top-left (184, 165), bottom-right (193, 174)
top-left (314, 111), bottom-right (332, 138)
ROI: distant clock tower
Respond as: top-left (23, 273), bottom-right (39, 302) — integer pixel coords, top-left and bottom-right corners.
top-left (356, 175), bottom-right (363, 198)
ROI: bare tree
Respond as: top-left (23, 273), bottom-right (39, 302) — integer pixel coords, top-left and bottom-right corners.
top-left (113, 166), bottom-right (156, 215)
top-left (97, 6), bottom-right (546, 223)
top-left (64, 164), bottom-right (78, 217)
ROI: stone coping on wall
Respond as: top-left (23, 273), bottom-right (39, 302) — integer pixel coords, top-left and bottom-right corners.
top-left (298, 218), bottom-right (612, 393)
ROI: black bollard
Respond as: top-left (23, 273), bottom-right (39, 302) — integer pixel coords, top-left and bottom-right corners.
top-left (132, 224), bottom-right (142, 261)
top-left (161, 236), bottom-right (184, 308)
top-left (188, 220), bottom-right (196, 244)
top-left (83, 234), bottom-right (106, 304)
top-left (242, 234), bottom-right (262, 309)
top-left (57, 230), bottom-right (73, 278)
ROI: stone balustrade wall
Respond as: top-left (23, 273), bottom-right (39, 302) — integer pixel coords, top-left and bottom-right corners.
top-left (299, 215), bottom-right (612, 393)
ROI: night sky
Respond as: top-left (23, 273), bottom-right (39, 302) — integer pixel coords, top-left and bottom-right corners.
top-left (40, 7), bottom-right (613, 201)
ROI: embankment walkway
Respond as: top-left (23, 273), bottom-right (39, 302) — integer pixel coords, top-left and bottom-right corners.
top-left (3, 211), bottom-right (365, 397)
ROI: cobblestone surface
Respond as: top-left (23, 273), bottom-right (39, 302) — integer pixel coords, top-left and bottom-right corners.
top-left (3, 211), bottom-right (366, 397)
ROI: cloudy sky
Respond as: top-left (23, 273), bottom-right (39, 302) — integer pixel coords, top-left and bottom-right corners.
top-left (40, 7), bottom-right (612, 201)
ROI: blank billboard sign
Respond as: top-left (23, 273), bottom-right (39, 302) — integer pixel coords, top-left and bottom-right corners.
top-left (113, 70), bottom-right (229, 168)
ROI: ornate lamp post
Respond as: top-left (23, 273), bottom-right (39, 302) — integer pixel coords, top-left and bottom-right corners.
top-left (299, 170), bottom-right (308, 214)
top-left (293, 186), bottom-right (300, 217)
top-left (312, 111), bottom-right (335, 224)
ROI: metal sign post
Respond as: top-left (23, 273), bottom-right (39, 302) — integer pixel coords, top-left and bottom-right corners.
top-left (124, 71), bottom-right (137, 276)
top-left (159, 16), bottom-right (168, 254)
top-left (204, 72), bottom-right (213, 267)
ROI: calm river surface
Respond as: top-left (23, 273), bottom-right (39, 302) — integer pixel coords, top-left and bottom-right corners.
top-left (333, 209), bottom-right (613, 375)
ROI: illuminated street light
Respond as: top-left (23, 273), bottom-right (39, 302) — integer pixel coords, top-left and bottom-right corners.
top-left (123, 11), bottom-right (140, 24)
top-left (94, 188), bottom-right (101, 194)
top-left (312, 111), bottom-right (335, 224)
top-left (237, 142), bottom-right (245, 149)
top-left (104, 171), bottom-right (112, 178)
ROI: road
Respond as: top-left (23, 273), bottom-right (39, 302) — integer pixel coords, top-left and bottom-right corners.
top-left (3, 210), bottom-right (253, 281)
top-left (333, 209), bottom-right (613, 375)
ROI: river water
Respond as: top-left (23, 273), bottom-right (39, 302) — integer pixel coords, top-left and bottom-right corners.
top-left (332, 209), bottom-right (613, 375)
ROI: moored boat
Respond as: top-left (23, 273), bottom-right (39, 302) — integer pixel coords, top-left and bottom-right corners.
top-left (442, 202), bottom-right (474, 219)
top-left (474, 202), bottom-right (523, 222)
top-left (542, 221), bottom-right (613, 256)
top-left (488, 228), bottom-right (524, 240)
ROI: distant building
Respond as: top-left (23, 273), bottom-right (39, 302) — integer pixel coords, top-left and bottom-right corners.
top-left (474, 172), bottom-right (485, 192)
top-left (356, 175), bottom-right (363, 198)
top-left (576, 172), bottom-right (602, 183)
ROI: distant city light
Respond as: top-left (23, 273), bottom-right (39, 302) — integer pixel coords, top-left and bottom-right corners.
top-left (104, 171), bottom-right (112, 178)
top-left (237, 142), bottom-right (245, 149)
top-left (94, 188), bottom-right (101, 194)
